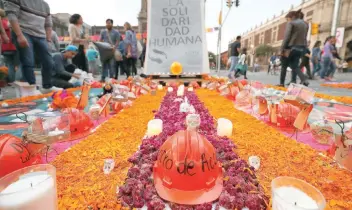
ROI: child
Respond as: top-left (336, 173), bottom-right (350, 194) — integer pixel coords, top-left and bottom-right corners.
top-left (235, 48), bottom-right (248, 79)
top-left (86, 43), bottom-right (99, 76)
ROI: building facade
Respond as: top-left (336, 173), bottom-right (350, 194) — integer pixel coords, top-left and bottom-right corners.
top-left (52, 13), bottom-right (92, 36)
top-left (138, 0), bottom-right (148, 34)
top-left (52, 16), bottom-right (68, 37)
top-left (231, 0), bottom-right (352, 65)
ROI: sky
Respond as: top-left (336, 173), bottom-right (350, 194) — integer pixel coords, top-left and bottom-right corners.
top-left (45, 0), bottom-right (301, 53)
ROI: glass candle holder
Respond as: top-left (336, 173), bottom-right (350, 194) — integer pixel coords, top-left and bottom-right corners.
top-left (0, 164), bottom-right (58, 210)
top-left (284, 84), bottom-right (316, 105)
top-left (271, 177), bottom-right (326, 210)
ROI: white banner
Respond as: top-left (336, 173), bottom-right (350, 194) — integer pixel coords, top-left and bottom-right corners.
top-left (144, 0), bottom-right (209, 75)
top-left (335, 27), bottom-right (345, 48)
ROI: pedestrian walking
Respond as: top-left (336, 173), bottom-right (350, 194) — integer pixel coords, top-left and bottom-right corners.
top-left (330, 39), bottom-right (342, 78)
top-left (295, 46), bottom-right (312, 80)
top-left (100, 19), bottom-right (120, 82)
top-left (115, 36), bottom-right (127, 79)
top-left (4, 0), bottom-right (61, 93)
top-left (69, 14), bottom-right (89, 72)
top-left (1, 9), bottom-right (22, 83)
top-left (228, 36), bottom-right (241, 78)
top-left (267, 53), bottom-right (277, 74)
top-left (140, 38), bottom-right (146, 70)
top-left (234, 48), bottom-right (248, 79)
top-left (320, 36), bottom-right (337, 81)
top-left (311, 41), bottom-right (322, 77)
top-left (123, 22), bottom-right (138, 76)
top-left (278, 10), bottom-right (309, 87)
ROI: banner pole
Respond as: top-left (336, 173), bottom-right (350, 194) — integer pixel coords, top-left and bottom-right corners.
top-left (217, 0), bottom-right (224, 74)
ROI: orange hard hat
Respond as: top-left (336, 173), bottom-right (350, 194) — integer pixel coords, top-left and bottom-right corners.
top-left (153, 130), bottom-right (223, 205)
top-left (0, 134), bottom-right (42, 178)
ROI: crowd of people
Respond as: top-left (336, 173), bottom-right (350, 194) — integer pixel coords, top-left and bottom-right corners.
top-left (227, 9), bottom-right (349, 87)
top-left (0, 0), bottom-right (147, 96)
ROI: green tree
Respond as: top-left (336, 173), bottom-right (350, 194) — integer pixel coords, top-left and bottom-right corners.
top-left (255, 44), bottom-right (274, 57)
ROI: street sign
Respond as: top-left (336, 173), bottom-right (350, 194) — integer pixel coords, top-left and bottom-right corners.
top-left (311, 23), bottom-right (319, 35)
top-left (335, 27), bottom-right (345, 48)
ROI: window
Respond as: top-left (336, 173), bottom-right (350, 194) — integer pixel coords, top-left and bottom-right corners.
top-left (307, 10), bottom-right (313, 17)
top-left (277, 22), bottom-right (287, 41)
top-left (255, 34), bottom-right (260, 46)
top-left (264, 29), bottom-right (272, 44)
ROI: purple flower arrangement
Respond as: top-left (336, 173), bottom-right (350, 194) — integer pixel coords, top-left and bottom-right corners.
top-left (118, 91), bottom-right (268, 209)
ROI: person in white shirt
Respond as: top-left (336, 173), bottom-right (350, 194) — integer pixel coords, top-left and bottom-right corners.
top-left (235, 48), bottom-right (248, 79)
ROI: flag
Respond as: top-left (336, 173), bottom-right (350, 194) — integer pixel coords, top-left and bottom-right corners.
top-left (206, 28), bottom-right (213, 33)
top-left (218, 11), bottom-right (222, 25)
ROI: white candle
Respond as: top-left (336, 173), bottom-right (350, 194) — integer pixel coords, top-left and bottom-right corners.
top-left (168, 87), bottom-right (173, 92)
top-left (177, 90), bottom-right (184, 97)
top-left (157, 85), bottom-right (163, 90)
top-left (147, 119), bottom-right (163, 137)
top-left (272, 177), bottom-right (326, 210)
top-left (0, 172), bottom-right (57, 210)
top-left (48, 128), bottom-right (64, 136)
top-left (273, 187), bottom-right (318, 210)
top-left (217, 118), bottom-right (233, 137)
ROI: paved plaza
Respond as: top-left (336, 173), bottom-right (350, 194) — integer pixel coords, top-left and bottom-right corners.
top-left (1, 69), bottom-right (351, 101)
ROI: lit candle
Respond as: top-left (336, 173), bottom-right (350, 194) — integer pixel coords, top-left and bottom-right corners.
top-left (157, 85), bottom-right (163, 90)
top-left (48, 128), bottom-right (64, 136)
top-left (177, 90), bottom-right (184, 97)
top-left (272, 177), bottom-right (326, 210)
top-left (168, 87), bottom-right (173, 92)
top-left (217, 118), bottom-right (233, 137)
top-left (89, 105), bottom-right (101, 120)
top-left (0, 165), bottom-right (57, 210)
top-left (187, 87), bottom-right (194, 92)
top-left (147, 119), bottom-right (163, 137)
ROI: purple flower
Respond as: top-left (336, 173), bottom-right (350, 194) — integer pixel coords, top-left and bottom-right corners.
top-left (120, 91), bottom-right (268, 209)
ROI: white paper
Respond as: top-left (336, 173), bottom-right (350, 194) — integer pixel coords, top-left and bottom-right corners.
top-left (144, 0), bottom-right (209, 75)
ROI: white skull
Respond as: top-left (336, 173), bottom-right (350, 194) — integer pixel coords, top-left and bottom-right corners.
top-left (103, 159), bottom-right (115, 175)
top-left (248, 156), bottom-right (260, 171)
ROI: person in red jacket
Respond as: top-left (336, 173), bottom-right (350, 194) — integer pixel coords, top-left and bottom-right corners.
top-left (0, 9), bottom-right (9, 46)
top-left (1, 15), bottom-right (21, 83)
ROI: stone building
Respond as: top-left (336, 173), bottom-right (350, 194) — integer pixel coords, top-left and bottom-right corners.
top-left (52, 13), bottom-right (92, 36)
top-left (138, 0), bottom-right (148, 34)
top-left (232, 0), bottom-right (352, 65)
top-left (52, 16), bottom-right (68, 37)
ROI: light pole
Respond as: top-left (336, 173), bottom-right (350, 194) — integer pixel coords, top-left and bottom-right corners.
top-left (217, 0), bottom-right (237, 74)
top-left (331, 0), bottom-right (341, 35)
top-left (216, 0), bottom-right (224, 73)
